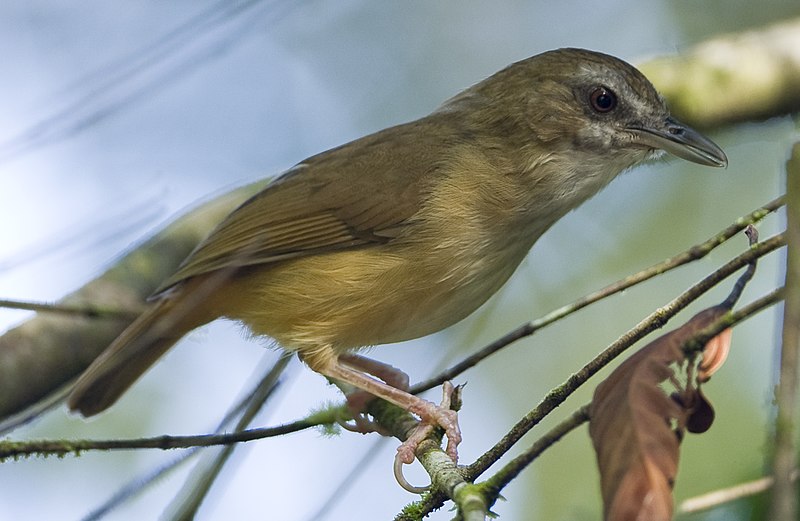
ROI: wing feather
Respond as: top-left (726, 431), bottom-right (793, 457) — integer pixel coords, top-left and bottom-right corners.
top-left (155, 118), bottom-right (453, 293)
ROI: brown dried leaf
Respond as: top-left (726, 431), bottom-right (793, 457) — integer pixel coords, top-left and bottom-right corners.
top-left (698, 327), bottom-right (732, 382)
top-left (589, 305), bottom-right (731, 521)
top-left (686, 387), bottom-right (715, 434)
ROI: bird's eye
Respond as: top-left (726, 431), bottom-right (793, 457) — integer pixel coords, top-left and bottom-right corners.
top-left (589, 87), bottom-right (617, 113)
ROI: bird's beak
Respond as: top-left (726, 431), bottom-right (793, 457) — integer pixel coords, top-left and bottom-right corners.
top-left (628, 117), bottom-right (728, 168)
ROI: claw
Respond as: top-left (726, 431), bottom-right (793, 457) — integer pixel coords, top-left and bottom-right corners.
top-left (341, 391), bottom-right (392, 435)
top-left (308, 353), bottom-right (464, 492)
top-left (336, 410), bottom-right (380, 433)
top-left (393, 381), bottom-right (462, 492)
top-left (394, 452), bottom-right (431, 494)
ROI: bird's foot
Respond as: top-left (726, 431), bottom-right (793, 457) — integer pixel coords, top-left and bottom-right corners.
top-left (304, 352), bottom-right (463, 492)
top-left (393, 381), bottom-right (462, 493)
top-left (337, 391), bottom-right (391, 435)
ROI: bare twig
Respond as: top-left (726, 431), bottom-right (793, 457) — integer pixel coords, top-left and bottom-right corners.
top-left (0, 415), bottom-right (326, 460)
top-left (466, 232), bottom-right (784, 479)
top-left (80, 353), bottom-right (291, 521)
top-left (482, 405), bottom-right (590, 492)
top-left (680, 470), bottom-right (799, 514)
top-left (463, 288), bottom-right (785, 512)
top-left (719, 224), bottom-right (759, 309)
top-left (0, 298), bottom-right (141, 320)
top-left (163, 353), bottom-right (292, 521)
top-left (406, 259), bottom-right (787, 519)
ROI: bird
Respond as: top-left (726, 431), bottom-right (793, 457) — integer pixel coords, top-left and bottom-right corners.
top-left (68, 48), bottom-right (727, 480)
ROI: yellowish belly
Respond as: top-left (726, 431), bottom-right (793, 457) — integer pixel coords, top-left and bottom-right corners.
top-left (226, 237), bottom-right (527, 354)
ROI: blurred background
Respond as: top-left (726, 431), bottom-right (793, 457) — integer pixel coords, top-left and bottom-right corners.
top-left (0, 1), bottom-right (798, 519)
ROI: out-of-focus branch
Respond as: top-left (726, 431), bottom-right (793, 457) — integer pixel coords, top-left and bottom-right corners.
top-left (640, 17), bottom-right (800, 129)
top-left (680, 471), bottom-right (799, 514)
top-left (0, 180), bottom-right (267, 420)
top-left (768, 142), bottom-right (800, 521)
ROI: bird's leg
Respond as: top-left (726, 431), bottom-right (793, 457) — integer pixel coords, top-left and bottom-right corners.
top-left (338, 354), bottom-right (460, 464)
top-left (307, 353), bottom-right (461, 465)
top-left (336, 354), bottom-right (409, 434)
top-left (339, 353), bottom-right (410, 389)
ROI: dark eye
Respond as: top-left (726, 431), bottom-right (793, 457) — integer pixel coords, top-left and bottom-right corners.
top-left (590, 87), bottom-right (617, 113)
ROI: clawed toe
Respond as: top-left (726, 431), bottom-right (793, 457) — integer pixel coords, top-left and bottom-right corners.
top-left (338, 392), bottom-right (391, 435)
top-left (392, 381), bottom-right (463, 493)
top-left (394, 450), bottom-right (431, 494)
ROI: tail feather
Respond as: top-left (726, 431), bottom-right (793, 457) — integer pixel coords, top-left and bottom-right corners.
top-left (67, 296), bottom-right (199, 416)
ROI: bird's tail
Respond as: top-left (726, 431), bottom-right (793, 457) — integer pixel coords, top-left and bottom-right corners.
top-left (67, 294), bottom-right (202, 417)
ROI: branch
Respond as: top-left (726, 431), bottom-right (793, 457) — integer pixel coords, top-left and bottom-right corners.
top-left (0, 180), bottom-right (268, 420)
top-left (470, 233), bottom-right (782, 468)
top-left (364, 394), bottom-right (490, 521)
top-left (82, 353), bottom-right (291, 520)
top-left (768, 142), bottom-right (800, 521)
top-left (0, 298), bottom-right (140, 320)
top-left (468, 282), bottom-right (782, 473)
top-left (639, 17), bottom-right (800, 129)
top-left (458, 291), bottom-right (787, 517)
top-left (0, 415), bottom-right (327, 460)
top-left (680, 469), bottom-right (800, 514)
top-left (403, 254), bottom-right (786, 519)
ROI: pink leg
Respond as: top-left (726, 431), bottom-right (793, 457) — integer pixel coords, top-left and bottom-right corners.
top-left (339, 353), bottom-right (409, 389)
top-left (339, 354), bottom-right (408, 436)
top-left (339, 353), bottom-right (409, 424)
top-left (312, 354), bottom-right (461, 464)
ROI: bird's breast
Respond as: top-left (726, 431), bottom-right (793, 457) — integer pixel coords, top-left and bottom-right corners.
top-left (227, 216), bottom-right (536, 354)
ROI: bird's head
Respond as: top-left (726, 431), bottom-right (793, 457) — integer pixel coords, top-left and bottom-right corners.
top-left (460, 48), bottom-right (727, 171)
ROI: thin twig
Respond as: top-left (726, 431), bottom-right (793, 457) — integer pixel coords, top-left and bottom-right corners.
top-left (407, 260), bottom-right (787, 520)
top-left (719, 224), bottom-right (759, 309)
top-left (482, 405), bottom-right (590, 493)
top-left (0, 298), bottom-right (141, 320)
top-left (411, 196), bottom-right (785, 395)
top-left (682, 476), bottom-right (775, 513)
top-left (466, 233), bottom-right (784, 479)
top-left (163, 353), bottom-right (292, 521)
top-left (679, 470), bottom-right (800, 514)
top-left (80, 353), bottom-right (291, 520)
top-left (0, 416), bottom-right (326, 460)
top-left (471, 289), bottom-right (785, 511)
top-left (683, 286), bottom-right (785, 355)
